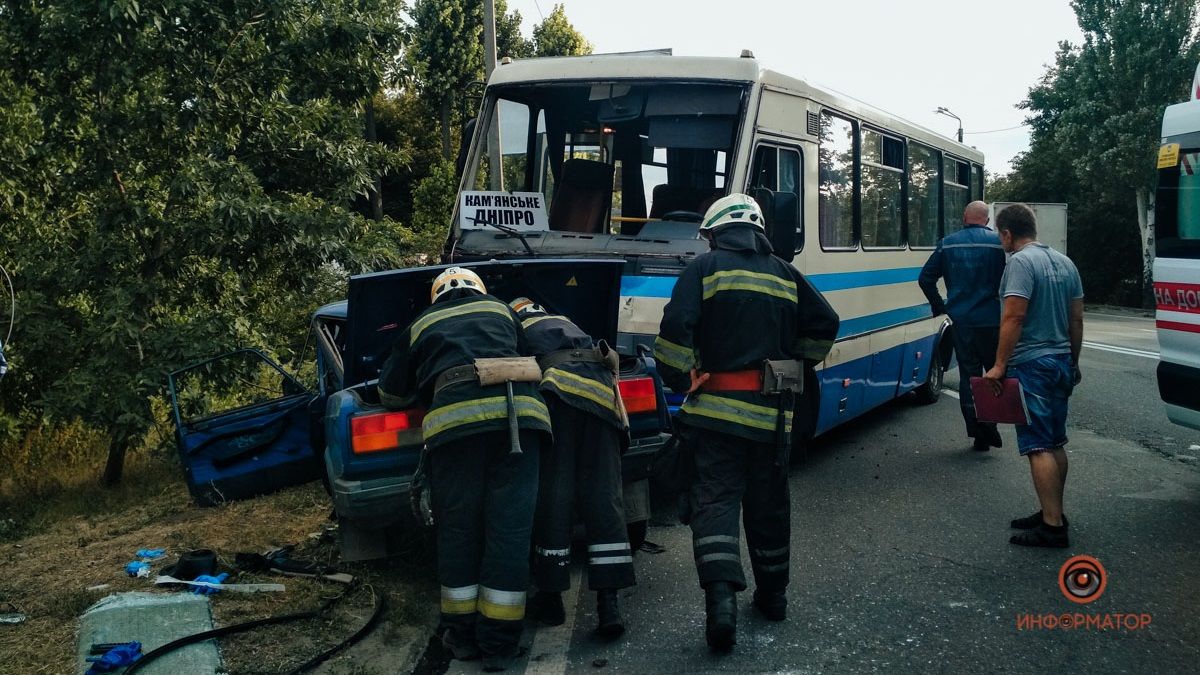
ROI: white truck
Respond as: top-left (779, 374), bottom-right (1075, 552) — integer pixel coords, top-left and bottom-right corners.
top-left (990, 202), bottom-right (1068, 254)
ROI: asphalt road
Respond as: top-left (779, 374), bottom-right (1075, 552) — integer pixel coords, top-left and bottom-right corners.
top-left (447, 311), bottom-right (1200, 675)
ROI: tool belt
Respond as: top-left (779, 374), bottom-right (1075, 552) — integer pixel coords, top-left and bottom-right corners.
top-left (537, 340), bottom-right (619, 374)
top-left (702, 360), bottom-right (804, 396)
top-left (433, 357), bottom-right (542, 396)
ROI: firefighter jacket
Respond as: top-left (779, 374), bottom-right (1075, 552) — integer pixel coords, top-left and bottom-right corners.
top-left (520, 314), bottom-right (627, 432)
top-left (654, 223), bottom-right (840, 443)
top-left (378, 293), bottom-right (551, 450)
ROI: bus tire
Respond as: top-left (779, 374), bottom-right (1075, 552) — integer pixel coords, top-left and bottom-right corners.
top-left (914, 349), bottom-right (945, 405)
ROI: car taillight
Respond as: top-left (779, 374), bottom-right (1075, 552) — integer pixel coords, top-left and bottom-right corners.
top-left (619, 377), bottom-right (658, 415)
top-left (350, 409), bottom-right (425, 454)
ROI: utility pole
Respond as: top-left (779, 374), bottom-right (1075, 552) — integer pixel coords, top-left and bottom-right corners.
top-left (484, 0), bottom-right (503, 190)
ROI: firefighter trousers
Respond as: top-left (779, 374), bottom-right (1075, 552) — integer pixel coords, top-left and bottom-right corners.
top-left (688, 429), bottom-right (790, 592)
top-left (430, 429), bottom-right (540, 659)
top-left (533, 400), bottom-right (635, 592)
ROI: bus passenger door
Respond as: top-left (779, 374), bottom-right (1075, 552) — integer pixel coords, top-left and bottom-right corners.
top-left (748, 143), bottom-right (803, 262)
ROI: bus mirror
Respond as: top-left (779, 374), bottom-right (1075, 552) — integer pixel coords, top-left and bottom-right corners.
top-left (456, 118), bottom-right (478, 177)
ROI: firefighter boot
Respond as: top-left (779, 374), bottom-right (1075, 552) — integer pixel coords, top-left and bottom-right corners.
top-left (753, 588), bottom-right (787, 621)
top-left (596, 589), bottom-right (625, 640)
top-left (704, 582), bottom-right (737, 651)
top-left (528, 591), bottom-right (565, 626)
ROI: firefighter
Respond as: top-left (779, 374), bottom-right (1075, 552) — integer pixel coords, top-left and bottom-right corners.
top-left (508, 297), bottom-right (635, 640)
top-left (378, 267), bottom-right (551, 672)
top-left (654, 193), bottom-right (839, 651)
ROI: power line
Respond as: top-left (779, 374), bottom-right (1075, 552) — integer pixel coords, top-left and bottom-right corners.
top-left (532, 0), bottom-right (545, 20)
top-left (964, 123), bottom-right (1027, 135)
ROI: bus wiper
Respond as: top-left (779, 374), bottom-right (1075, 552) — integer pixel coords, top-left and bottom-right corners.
top-left (469, 216), bottom-right (538, 256)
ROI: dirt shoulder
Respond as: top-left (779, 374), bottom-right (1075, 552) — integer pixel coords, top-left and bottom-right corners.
top-left (0, 475), bottom-right (436, 675)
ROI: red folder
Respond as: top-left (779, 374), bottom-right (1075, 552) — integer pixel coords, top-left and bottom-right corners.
top-left (969, 377), bottom-right (1031, 425)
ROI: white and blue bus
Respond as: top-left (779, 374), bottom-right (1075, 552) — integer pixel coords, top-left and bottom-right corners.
top-left (447, 51), bottom-right (985, 436)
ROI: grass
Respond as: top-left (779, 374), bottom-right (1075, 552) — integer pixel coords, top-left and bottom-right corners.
top-left (0, 417), bottom-right (437, 675)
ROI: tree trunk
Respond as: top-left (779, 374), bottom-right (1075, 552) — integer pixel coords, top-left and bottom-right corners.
top-left (440, 97), bottom-right (452, 161)
top-left (101, 433), bottom-right (128, 485)
top-left (365, 99), bottom-right (383, 222)
top-left (1136, 187), bottom-right (1155, 309)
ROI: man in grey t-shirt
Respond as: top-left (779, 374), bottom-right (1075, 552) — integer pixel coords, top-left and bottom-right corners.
top-left (983, 204), bottom-right (1084, 548)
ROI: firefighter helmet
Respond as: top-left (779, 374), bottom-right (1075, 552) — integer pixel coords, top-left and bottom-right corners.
top-left (509, 297), bottom-right (547, 318)
top-left (699, 193), bottom-right (765, 232)
top-left (430, 267), bottom-right (486, 303)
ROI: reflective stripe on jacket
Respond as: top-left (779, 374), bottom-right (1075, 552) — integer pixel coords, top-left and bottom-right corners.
top-left (378, 293), bottom-right (551, 449)
top-left (655, 224), bottom-right (839, 442)
top-left (521, 315), bottom-right (626, 431)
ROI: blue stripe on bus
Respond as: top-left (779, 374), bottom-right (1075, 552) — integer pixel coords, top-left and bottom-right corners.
top-left (620, 275), bottom-right (677, 298)
top-left (620, 267), bottom-right (925, 299)
top-left (836, 304), bottom-right (932, 339)
top-left (806, 267), bottom-right (923, 292)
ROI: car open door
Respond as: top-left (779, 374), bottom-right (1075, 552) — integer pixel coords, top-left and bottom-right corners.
top-left (168, 349), bottom-right (322, 506)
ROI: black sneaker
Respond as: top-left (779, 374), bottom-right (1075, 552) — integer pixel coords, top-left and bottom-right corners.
top-left (972, 437), bottom-right (991, 452)
top-left (1010, 522), bottom-right (1070, 548)
top-left (1011, 511), bottom-right (1069, 530)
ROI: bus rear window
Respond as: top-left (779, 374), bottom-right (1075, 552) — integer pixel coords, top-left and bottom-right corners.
top-left (1156, 148), bottom-right (1200, 258)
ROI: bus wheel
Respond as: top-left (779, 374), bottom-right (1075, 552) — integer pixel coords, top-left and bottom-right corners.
top-left (914, 352), bottom-right (944, 404)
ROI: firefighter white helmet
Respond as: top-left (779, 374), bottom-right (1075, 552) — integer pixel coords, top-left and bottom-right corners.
top-left (430, 267), bottom-right (486, 303)
top-left (699, 193), bottom-right (765, 232)
top-left (508, 297), bottom-right (547, 318)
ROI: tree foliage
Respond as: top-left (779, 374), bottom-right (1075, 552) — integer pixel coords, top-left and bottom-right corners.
top-left (0, 0), bottom-right (595, 484)
top-left (533, 3), bottom-right (592, 57)
top-left (992, 0), bottom-right (1199, 305)
top-left (0, 0), bottom-right (417, 480)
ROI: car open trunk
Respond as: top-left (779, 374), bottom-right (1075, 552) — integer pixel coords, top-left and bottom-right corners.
top-left (342, 258), bottom-right (626, 388)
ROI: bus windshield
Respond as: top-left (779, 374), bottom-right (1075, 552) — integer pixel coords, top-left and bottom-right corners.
top-left (458, 80), bottom-right (747, 250)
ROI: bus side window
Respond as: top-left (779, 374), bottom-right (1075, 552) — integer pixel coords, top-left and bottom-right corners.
top-left (749, 145), bottom-right (803, 258)
top-left (819, 112), bottom-right (858, 250)
top-left (943, 156), bottom-right (970, 235)
top-left (907, 142), bottom-right (940, 248)
top-left (861, 128), bottom-right (904, 249)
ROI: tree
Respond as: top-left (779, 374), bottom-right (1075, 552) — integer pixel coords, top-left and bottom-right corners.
top-left (533, 4), bottom-right (592, 57)
top-left (408, 0), bottom-right (484, 159)
top-left (993, 1), bottom-right (1200, 303)
top-left (0, 0), bottom-right (416, 482)
top-left (1004, 0), bottom-right (1199, 304)
top-left (495, 0), bottom-right (533, 59)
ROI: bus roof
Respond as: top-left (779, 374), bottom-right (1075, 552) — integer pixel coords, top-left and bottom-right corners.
top-left (488, 53), bottom-right (984, 162)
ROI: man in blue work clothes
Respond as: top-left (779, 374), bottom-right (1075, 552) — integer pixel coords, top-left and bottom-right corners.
top-left (919, 201), bottom-right (1007, 452)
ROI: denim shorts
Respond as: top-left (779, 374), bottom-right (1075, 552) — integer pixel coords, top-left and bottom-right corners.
top-left (1010, 353), bottom-right (1074, 456)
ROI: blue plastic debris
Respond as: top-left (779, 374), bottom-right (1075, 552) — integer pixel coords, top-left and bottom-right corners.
top-left (84, 641), bottom-right (142, 674)
top-left (190, 573), bottom-right (228, 595)
top-left (125, 561), bottom-right (151, 578)
top-left (135, 548), bottom-right (166, 560)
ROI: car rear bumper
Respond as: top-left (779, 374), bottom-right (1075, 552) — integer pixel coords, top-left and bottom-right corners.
top-left (325, 451), bottom-right (413, 526)
top-left (623, 431), bottom-right (669, 482)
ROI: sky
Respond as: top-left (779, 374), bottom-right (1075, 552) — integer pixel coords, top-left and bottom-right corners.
top-left (504, 0), bottom-right (1085, 174)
